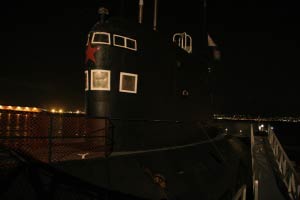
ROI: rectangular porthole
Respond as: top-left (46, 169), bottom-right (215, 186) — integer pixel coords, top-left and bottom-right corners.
top-left (119, 72), bottom-right (138, 94)
top-left (85, 70), bottom-right (88, 91)
top-left (113, 34), bottom-right (137, 51)
top-left (91, 69), bottom-right (111, 91)
top-left (91, 32), bottom-right (111, 45)
top-left (126, 38), bottom-right (137, 51)
top-left (113, 34), bottom-right (126, 48)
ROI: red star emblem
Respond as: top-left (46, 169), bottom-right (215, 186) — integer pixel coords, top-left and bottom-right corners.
top-left (85, 43), bottom-right (100, 64)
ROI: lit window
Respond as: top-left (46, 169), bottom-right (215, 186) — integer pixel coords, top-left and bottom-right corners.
top-left (113, 34), bottom-right (137, 51)
top-left (91, 32), bottom-right (111, 45)
top-left (91, 69), bottom-right (110, 91)
top-left (119, 72), bottom-right (138, 94)
top-left (85, 70), bottom-right (88, 91)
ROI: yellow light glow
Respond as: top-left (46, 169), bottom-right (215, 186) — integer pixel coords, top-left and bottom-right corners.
top-left (76, 110), bottom-right (80, 114)
top-left (59, 109), bottom-right (63, 113)
top-left (51, 109), bottom-right (56, 113)
top-left (0, 105), bottom-right (41, 112)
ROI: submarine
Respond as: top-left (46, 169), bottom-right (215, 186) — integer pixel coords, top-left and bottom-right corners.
top-left (84, 1), bottom-right (217, 151)
top-left (55, 1), bottom-right (252, 199)
top-left (0, 1), bottom-right (253, 199)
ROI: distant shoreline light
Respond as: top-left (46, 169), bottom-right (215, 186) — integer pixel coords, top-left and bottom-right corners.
top-left (50, 108), bottom-right (84, 114)
top-left (213, 114), bottom-right (300, 123)
top-left (0, 104), bottom-right (84, 114)
top-left (0, 105), bottom-right (41, 112)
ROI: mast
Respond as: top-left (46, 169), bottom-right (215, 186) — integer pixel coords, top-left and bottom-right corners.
top-left (153, 0), bottom-right (158, 30)
top-left (138, 0), bottom-right (144, 24)
top-left (203, 0), bottom-right (208, 47)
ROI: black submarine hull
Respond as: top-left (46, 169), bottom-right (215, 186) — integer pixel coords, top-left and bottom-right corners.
top-left (56, 135), bottom-right (252, 200)
top-left (85, 18), bottom-right (211, 121)
top-left (79, 5), bottom-right (253, 199)
top-left (85, 17), bottom-right (214, 152)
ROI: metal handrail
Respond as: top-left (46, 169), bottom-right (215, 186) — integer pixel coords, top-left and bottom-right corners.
top-left (268, 128), bottom-right (300, 200)
top-left (172, 32), bottom-right (192, 53)
top-left (233, 184), bottom-right (247, 200)
top-left (251, 124), bottom-right (259, 200)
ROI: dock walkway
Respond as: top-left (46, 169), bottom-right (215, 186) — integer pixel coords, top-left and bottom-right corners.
top-left (253, 136), bottom-right (288, 199)
top-left (251, 125), bottom-right (300, 200)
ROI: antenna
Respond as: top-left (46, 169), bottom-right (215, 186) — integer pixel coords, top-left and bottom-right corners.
top-left (203, 0), bottom-right (208, 47)
top-left (138, 0), bottom-right (144, 24)
top-left (153, 0), bottom-right (158, 30)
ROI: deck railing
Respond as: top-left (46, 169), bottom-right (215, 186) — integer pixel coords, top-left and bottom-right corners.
top-left (250, 124), bottom-right (259, 200)
top-left (0, 110), bottom-right (113, 163)
top-left (233, 184), bottom-right (247, 200)
top-left (268, 126), bottom-right (300, 200)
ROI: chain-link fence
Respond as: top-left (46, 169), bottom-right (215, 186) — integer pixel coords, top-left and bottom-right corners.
top-left (0, 110), bottom-right (113, 163)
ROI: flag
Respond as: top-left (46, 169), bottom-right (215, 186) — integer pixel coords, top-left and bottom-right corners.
top-left (208, 34), bottom-right (221, 60)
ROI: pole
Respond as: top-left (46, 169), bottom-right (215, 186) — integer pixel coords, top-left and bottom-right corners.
top-left (153, 0), bottom-right (158, 30)
top-left (203, 0), bottom-right (208, 46)
top-left (138, 0), bottom-right (144, 24)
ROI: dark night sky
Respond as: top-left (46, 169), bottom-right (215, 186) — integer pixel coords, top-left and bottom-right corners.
top-left (0, 0), bottom-right (300, 116)
top-left (209, 0), bottom-right (300, 116)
